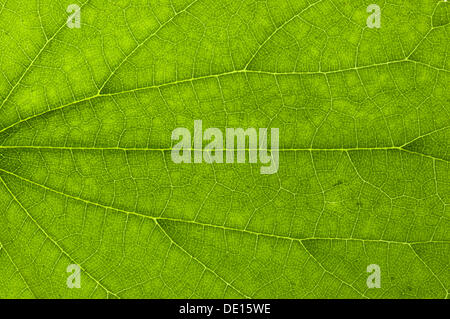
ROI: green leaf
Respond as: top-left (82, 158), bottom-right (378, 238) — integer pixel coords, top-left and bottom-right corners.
top-left (0, 0), bottom-right (448, 299)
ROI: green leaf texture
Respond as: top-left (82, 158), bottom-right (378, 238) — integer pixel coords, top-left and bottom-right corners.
top-left (0, 0), bottom-right (448, 299)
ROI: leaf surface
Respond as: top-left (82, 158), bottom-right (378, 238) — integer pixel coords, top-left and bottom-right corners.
top-left (0, 0), bottom-right (448, 299)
